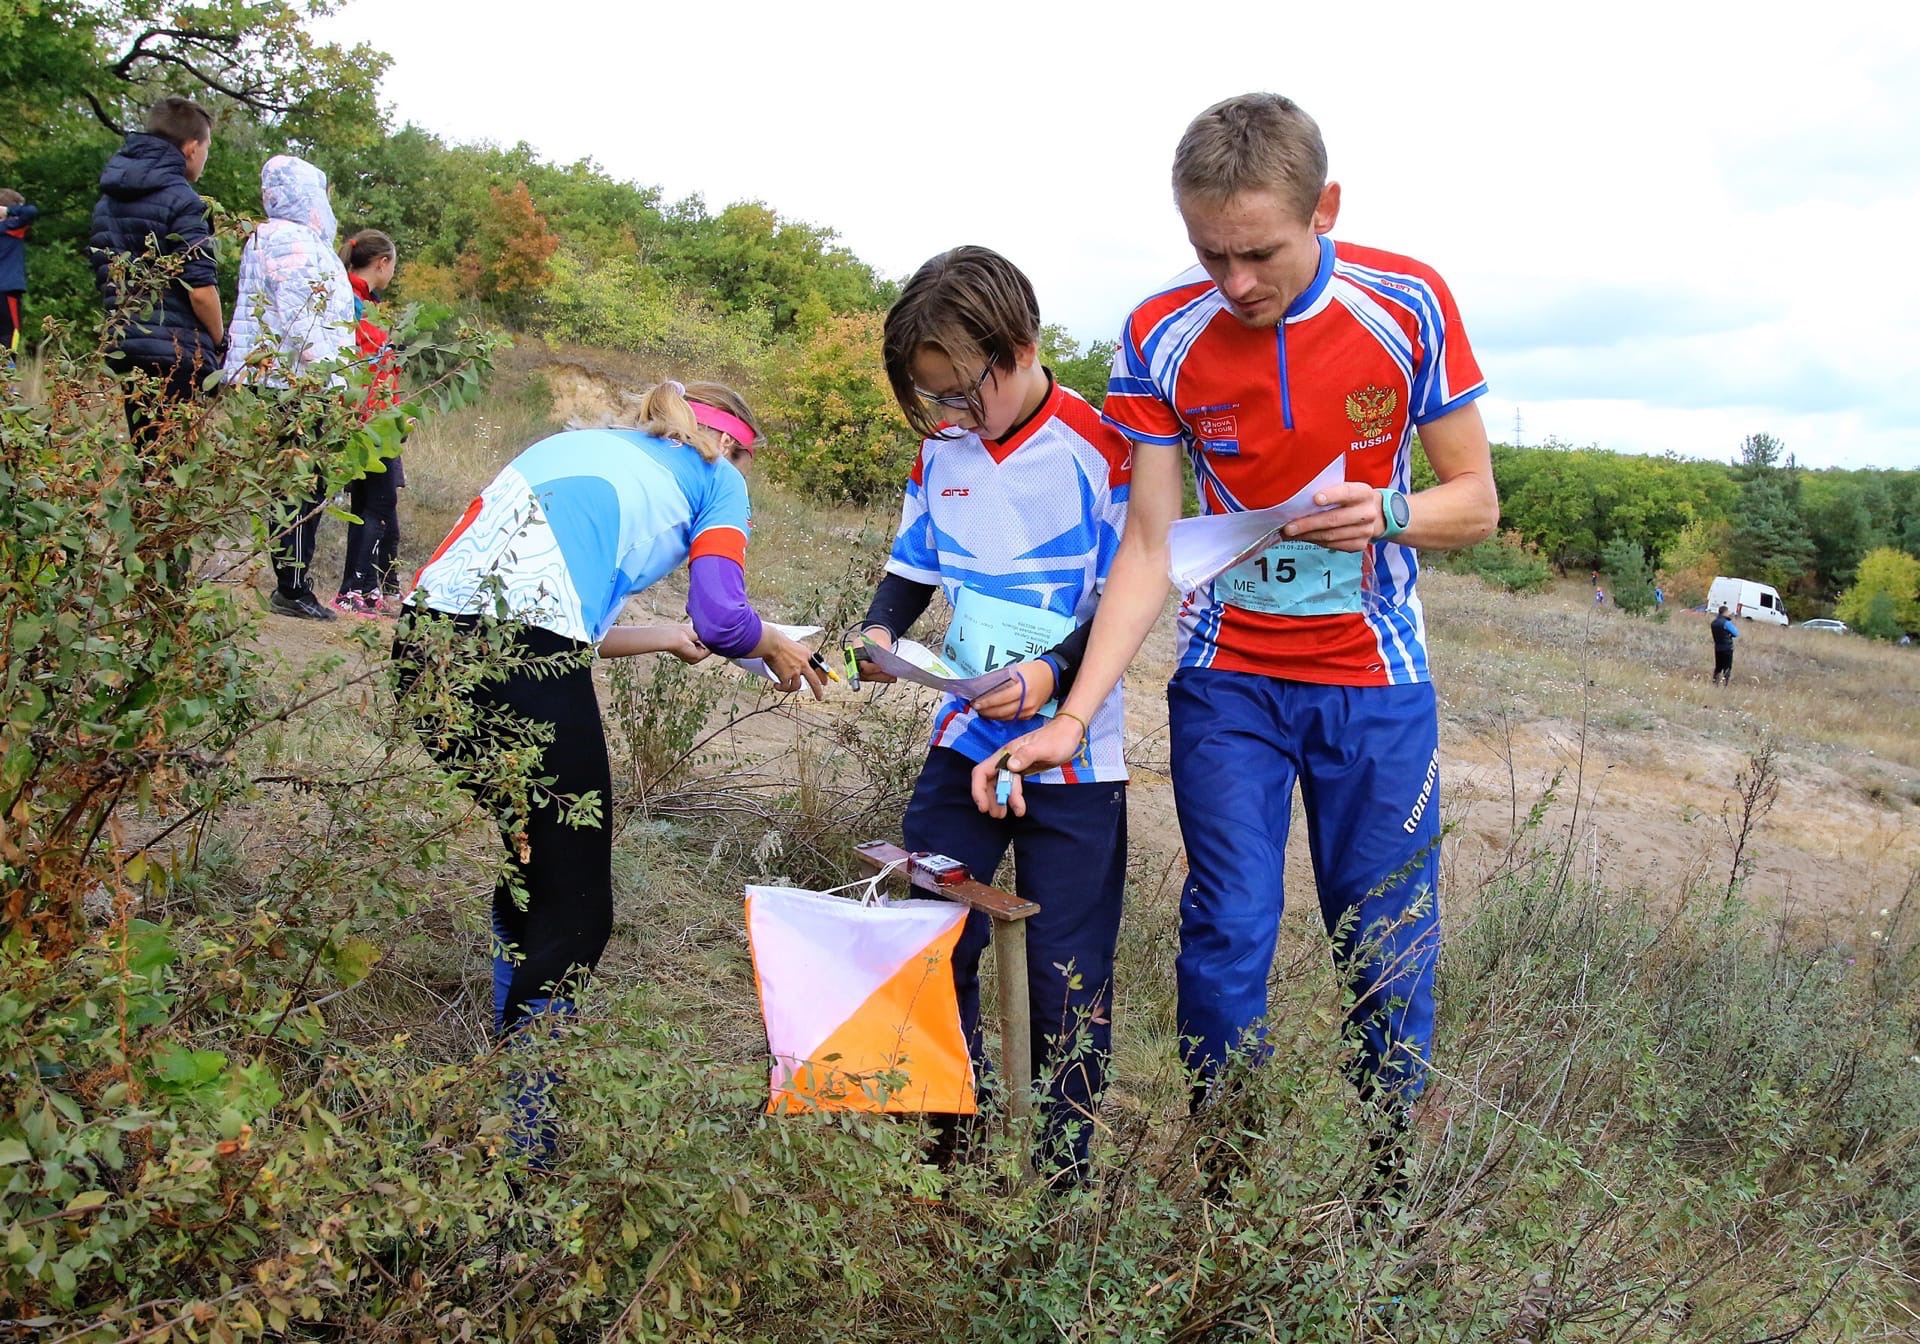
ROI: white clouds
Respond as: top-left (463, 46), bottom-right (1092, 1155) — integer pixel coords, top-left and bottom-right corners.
top-left (316, 0), bottom-right (1920, 468)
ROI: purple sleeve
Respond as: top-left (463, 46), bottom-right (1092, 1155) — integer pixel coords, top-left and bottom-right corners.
top-left (687, 554), bottom-right (764, 658)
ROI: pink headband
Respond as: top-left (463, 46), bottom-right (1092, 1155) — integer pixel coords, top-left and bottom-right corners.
top-left (689, 400), bottom-right (756, 454)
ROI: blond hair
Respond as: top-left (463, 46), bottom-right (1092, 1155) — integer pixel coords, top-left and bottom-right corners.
top-left (570, 379), bottom-right (760, 463)
top-left (1172, 92), bottom-right (1327, 220)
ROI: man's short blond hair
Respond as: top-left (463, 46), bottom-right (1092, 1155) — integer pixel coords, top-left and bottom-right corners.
top-left (1172, 93), bottom-right (1328, 220)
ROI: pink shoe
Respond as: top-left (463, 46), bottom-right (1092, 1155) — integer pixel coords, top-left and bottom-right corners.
top-left (331, 592), bottom-right (376, 619)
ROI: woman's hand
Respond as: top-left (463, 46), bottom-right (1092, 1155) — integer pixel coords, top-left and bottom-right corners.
top-left (853, 626), bottom-right (899, 684)
top-left (660, 625), bottom-right (710, 665)
top-left (969, 658), bottom-right (1055, 721)
top-left (598, 622), bottom-right (710, 661)
top-left (755, 625), bottom-right (829, 700)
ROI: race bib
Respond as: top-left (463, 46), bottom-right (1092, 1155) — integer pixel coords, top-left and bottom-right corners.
top-left (1217, 540), bottom-right (1364, 617)
top-left (943, 588), bottom-right (1076, 712)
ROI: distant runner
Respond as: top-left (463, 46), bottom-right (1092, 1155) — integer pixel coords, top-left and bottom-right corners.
top-left (1710, 604), bottom-right (1739, 686)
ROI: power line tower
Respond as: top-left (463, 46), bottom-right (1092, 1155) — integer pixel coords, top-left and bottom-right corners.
top-left (1512, 407), bottom-right (1524, 449)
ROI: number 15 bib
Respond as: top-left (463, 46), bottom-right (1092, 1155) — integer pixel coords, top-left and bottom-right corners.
top-left (1217, 539), bottom-right (1364, 617)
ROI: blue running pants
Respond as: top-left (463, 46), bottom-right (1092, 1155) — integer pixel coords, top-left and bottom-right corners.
top-left (1167, 669), bottom-right (1440, 1105)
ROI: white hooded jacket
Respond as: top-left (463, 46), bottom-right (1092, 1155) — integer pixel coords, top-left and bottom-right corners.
top-left (223, 155), bottom-right (357, 387)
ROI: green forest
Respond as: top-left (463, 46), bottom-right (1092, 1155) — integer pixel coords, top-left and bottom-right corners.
top-left (6, 0), bottom-right (1919, 630)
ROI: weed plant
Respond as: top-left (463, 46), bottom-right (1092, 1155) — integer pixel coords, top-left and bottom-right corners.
top-left (4, 292), bottom-right (1917, 1340)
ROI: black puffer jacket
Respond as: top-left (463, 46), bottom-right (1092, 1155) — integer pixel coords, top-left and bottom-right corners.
top-left (90, 133), bottom-right (219, 367)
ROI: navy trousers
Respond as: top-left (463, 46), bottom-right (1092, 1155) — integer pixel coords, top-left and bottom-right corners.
top-left (901, 747), bottom-right (1126, 1171)
top-left (1167, 669), bottom-right (1441, 1107)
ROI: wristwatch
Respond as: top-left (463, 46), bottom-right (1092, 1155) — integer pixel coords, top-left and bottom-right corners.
top-left (1378, 488), bottom-right (1411, 540)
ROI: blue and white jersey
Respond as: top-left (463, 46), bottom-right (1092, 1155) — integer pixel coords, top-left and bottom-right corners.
top-left (411, 428), bottom-right (752, 645)
top-left (887, 380), bottom-right (1131, 784)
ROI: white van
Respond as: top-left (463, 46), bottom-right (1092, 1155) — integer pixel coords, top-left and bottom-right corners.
top-left (1707, 575), bottom-right (1789, 625)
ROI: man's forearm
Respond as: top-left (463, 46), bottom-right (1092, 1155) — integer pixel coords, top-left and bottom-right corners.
top-left (1057, 539), bottom-right (1170, 722)
top-left (189, 285), bottom-right (224, 346)
top-left (1402, 470), bottom-right (1498, 551)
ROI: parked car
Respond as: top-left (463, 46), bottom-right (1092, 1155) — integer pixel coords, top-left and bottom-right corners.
top-left (1801, 619), bottom-right (1849, 634)
top-left (1707, 575), bottom-right (1790, 625)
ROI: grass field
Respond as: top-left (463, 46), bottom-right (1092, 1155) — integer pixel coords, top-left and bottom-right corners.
top-left (175, 354), bottom-right (1920, 1337)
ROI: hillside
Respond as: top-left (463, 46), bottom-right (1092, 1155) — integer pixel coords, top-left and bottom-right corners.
top-left (215, 361), bottom-right (1920, 1337)
top-left (7, 335), bottom-right (1919, 1339)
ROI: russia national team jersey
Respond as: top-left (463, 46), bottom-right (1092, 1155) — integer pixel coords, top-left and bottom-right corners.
top-left (411, 429), bottom-right (751, 644)
top-left (886, 379), bottom-right (1131, 784)
top-left (1103, 237), bottom-right (1486, 687)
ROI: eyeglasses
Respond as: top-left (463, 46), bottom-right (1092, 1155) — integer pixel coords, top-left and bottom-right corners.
top-left (914, 361), bottom-right (995, 411)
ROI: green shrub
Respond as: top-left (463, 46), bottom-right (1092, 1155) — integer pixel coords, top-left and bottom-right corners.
top-left (1602, 535), bottom-right (1658, 612)
top-left (761, 311), bottom-right (917, 505)
top-left (1443, 528), bottom-right (1554, 593)
top-left (539, 246), bottom-right (774, 381)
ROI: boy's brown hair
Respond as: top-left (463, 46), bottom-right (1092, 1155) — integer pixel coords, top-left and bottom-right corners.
top-left (882, 245), bottom-right (1041, 440)
top-left (1172, 92), bottom-right (1327, 221)
top-left (145, 96), bottom-right (213, 150)
top-left (0, 189), bottom-right (23, 209)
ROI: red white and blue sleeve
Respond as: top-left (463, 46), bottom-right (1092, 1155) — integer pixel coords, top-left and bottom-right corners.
top-left (1408, 266), bottom-right (1487, 425)
top-left (1100, 314), bottom-right (1184, 446)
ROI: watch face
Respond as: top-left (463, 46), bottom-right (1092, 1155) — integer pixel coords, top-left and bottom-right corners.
top-left (1388, 491), bottom-right (1410, 529)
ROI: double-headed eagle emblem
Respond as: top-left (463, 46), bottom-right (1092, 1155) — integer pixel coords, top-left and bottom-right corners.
top-left (1345, 385), bottom-right (1398, 441)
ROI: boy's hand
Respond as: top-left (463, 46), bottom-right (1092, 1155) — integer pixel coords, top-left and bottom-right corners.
top-left (968, 715), bottom-right (1083, 818)
top-left (854, 626), bottom-right (898, 684)
top-left (970, 659), bottom-right (1054, 721)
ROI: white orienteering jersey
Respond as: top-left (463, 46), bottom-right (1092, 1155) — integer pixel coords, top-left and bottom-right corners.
top-left (885, 378), bottom-right (1131, 784)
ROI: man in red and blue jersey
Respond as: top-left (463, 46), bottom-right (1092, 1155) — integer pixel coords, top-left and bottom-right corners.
top-left (976, 93), bottom-right (1499, 1182)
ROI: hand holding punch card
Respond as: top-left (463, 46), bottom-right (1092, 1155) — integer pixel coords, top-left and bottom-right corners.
top-left (856, 636), bottom-right (1017, 700)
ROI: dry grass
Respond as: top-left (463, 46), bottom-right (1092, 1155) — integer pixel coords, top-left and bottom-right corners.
top-left (212, 374), bottom-right (1920, 1337)
top-left (1425, 571), bottom-right (1920, 776)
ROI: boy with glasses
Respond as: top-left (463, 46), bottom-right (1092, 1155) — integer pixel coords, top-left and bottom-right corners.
top-left (858, 246), bottom-right (1132, 1179)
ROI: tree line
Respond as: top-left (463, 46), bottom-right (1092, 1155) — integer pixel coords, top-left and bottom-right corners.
top-left (3, 1), bottom-right (1119, 505)
top-left (1425, 432), bottom-right (1920, 630)
top-left (7, 2), bottom-right (1915, 625)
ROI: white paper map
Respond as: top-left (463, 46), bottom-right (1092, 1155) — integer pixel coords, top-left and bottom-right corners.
top-left (733, 623), bottom-right (823, 682)
top-left (1166, 455), bottom-right (1347, 593)
top-left (858, 637), bottom-right (1017, 700)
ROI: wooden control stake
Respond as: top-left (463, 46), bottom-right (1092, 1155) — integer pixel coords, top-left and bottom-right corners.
top-left (854, 840), bottom-right (1038, 1135)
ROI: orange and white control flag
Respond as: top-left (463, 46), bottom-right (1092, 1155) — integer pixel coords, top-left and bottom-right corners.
top-left (746, 885), bottom-right (976, 1115)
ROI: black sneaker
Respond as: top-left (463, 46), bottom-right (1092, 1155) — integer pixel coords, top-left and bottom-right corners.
top-left (270, 589), bottom-right (337, 621)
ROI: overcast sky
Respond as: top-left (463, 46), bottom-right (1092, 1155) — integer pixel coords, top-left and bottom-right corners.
top-left (316, 0), bottom-right (1920, 470)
